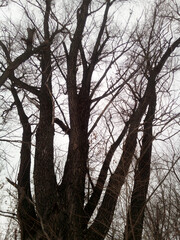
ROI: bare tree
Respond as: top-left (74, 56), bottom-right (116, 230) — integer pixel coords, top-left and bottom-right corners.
top-left (143, 152), bottom-right (180, 240)
top-left (0, 0), bottom-right (179, 239)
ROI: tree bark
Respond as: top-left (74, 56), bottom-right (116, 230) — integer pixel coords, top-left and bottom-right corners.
top-left (87, 77), bottom-right (156, 240)
top-left (124, 84), bottom-right (156, 240)
top-left (11, 85), bottom-right (38, 239)
top-left (1, 1), bottom-right (180, 240)
top-left (33, 2), bottom-right (58, 238)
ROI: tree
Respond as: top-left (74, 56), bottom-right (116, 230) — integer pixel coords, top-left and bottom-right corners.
top-left (143, 152), bottom-right (180, 240)
top-left (0, 0), bottom-right (179, 239)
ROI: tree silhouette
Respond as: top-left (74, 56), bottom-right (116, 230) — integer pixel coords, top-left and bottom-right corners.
top-left (0, 0), bottom-right (179, 239)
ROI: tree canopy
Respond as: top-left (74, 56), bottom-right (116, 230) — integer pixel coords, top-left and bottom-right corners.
top-left (0, 0), bottom-right (180, 239)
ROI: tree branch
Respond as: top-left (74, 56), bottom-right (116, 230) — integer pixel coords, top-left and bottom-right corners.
top-left (0, 42), bottom-right (51, 87)
top-left (84, 120), bottom-right (130, 223)
top-left (54, 118), bottom-right (70, 135)
top-left (10, 75), bottom-right (40, 96)
top-left (150, 37), bottom-right (180, 78)
top-left (87, 75), bottom-right (156, 239)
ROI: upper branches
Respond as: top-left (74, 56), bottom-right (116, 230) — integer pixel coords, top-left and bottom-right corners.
top-left (0, 38), bottom-right (51, 88)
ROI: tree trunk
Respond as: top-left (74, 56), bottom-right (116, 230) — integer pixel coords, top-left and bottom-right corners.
top-left (124, 86), bottom-right (156, 240)
top-left (87, 78), bottom-right (156, 240)
top-left (11, 85), bottom-right (38, 239)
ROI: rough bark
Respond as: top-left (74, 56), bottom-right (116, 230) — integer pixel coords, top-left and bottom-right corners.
top-left (124, 83), bottom-right (156, 240)
top-left (87, 77), bottom-right (156, 240)
top-left (86, 36), bottom-right (180, 240)
top-left (11, 85), bottom-right (38, 239)
top-left (33, 1), bottom-right (59, 238)
top-left (1, 1), bottom-right (180, 240)
top-left (57, 1), bottom-right (92, 239)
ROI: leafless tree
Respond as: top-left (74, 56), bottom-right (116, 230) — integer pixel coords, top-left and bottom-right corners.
top-left (0, 0), bottom-right (179, 239)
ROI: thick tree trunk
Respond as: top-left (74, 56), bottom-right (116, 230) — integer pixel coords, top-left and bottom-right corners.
top-left (124, 87), bottom-right (156, 240)
top-left (87, 78), bottom-right (155, 240)
top-left (58, 94), bottom-right (90, 239)
top-left (11, 86), bottom-right (38, 239)
top-left (56, 1), bottom-right (92, 238)
top-left (33, 6), bottom-right (59, 234)
top-left (3, 2), bottom-right (180, 240)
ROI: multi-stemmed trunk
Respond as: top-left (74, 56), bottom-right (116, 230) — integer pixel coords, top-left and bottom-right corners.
top-left (1, 1), bottom-right (180, 239)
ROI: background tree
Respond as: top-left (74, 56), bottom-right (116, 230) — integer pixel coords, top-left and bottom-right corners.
top-left (0, 0), bottom-right (179, 239)
top-left (143, 152), bottom-right (180, 240)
